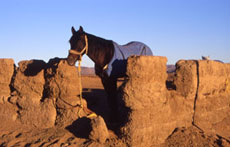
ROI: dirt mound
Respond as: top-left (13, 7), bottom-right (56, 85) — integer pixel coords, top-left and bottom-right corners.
top-left (164, 126), bottom-right (229, 146)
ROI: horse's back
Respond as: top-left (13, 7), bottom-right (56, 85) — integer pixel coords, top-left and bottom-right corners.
top-left (114, 41), bottom-right (153, 59)
top-left (106, 41), bottom-right (153, 78)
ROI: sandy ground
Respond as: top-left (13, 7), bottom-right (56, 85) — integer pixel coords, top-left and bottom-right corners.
top-left (0, 75), bottom-right (229, 147)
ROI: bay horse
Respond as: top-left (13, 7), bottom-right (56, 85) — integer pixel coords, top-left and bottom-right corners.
top-left (67, 26), bottom-right (153, 122)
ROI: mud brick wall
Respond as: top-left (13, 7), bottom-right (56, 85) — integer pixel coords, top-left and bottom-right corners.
top-left (0, 59), bottom-right (17, 125)
top-left (119, 57), bottom-right (230, 146)
top-left (0, 59), bottom-right (15, 103)
top-left (175, 60), bottom-right (230, 140)
top-left (45, 58), bottom-right (84, 127)
top-left (0, 58), bottom-right (85, 129)
top-left (1, 57), bottom-right (230, 144)
top-left (174, 60), bottom-right (198, 99)
top-left (194, 60), bottom-right (230, 139)
top-left (119, 56), bottom-right (194, 146)
top-left (12, 60), bottom-right (46, 103)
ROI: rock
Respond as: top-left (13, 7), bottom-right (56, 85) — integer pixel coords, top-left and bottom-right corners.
top-left (12, 60), bottom-right (46, 103)
top-left (0, 59), bottom-right (15, 103)
top-left (89, 116), bottom-right (109, 144)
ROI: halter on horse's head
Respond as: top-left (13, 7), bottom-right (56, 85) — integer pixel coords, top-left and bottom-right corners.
top-left (67, 26), bottom-right (88, 66)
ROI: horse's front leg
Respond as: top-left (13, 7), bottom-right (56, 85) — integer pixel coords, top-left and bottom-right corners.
top-left (101, 76), bottom-right (118, 122)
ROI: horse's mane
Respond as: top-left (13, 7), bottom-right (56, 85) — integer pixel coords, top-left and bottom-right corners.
top-left (86, 32), bottom-right (114, 67)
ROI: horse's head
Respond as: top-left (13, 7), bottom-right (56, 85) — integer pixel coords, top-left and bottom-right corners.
top-left (67, 26), bottom-right (88, 66)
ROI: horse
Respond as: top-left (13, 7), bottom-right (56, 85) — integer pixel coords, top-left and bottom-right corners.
top-left (67, 26), bottom-right (153, 122)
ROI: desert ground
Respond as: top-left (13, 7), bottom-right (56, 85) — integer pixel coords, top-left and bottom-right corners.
top-left (0, 57), bottom-right (230, 147)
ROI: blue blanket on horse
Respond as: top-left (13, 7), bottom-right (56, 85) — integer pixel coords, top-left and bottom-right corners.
top-left (106, 41), bottom-right (153, 77)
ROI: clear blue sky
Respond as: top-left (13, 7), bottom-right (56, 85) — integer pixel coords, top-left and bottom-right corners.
top-left (0, 0), bottom-right (229, 67)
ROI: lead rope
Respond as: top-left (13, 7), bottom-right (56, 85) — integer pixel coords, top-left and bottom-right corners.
top-left (77, 59), bottom-right (97, 118)
top-left (76, 35), bottom-right (97, 118)
top-left (77, 59), bottom-right (83, 117)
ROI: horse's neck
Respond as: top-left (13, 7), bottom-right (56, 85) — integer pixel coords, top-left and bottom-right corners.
top-left (86, 33), bottom-right (114, 68)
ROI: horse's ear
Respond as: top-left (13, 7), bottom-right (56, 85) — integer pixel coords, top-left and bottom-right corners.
top-left (71, 26), bottom-right (76, 34)
top-left (79, 26), bottom-right (84, 33)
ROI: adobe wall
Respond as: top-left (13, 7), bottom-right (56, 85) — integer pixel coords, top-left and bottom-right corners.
top-left (0, 58), bottom-right (86, 129)
top-left (119, 56), bottom-right (194, 146)
top-left (194, 60), bottom-right (230, 139)
top-left (0, 59), bottom-right (15, 103)
top-left (175, 60), bottom-right (230, 139)
top-left (0, 57), bottom-right (230, 145)
top-left (119, 57), bottom-right (230, 146)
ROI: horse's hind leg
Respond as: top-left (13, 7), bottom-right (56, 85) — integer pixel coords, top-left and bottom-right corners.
top-left (101, 77), bottom-right (118, 123)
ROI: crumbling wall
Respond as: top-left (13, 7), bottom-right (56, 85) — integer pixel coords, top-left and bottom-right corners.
top-left (119, 57), bottom-right (230, 146)
top-left (0, 58), bottom-right (85, 129)
top-left (12, 60), bottom-right (46, 102)
top-left (174, 60), bottom-right (230, 140)
top-left (174, 60), bottom-right (198, 98)
top-left (193, 60), bottom-right (230, 139)
top-left (0, 57), bottom-right (230, 145)
top-left (0, 59), bottom-right (17, 125)
top-left (119, 56), bottom-right (194, 146)
top-left (45, 58), bottom-right (86, 127)
top-left (0, 59), bottom-right (15, 103)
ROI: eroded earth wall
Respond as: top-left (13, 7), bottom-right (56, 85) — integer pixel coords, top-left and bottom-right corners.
top-left (119, 57), bottom-right (230, 146)
top-left (0, 57), bottom-right (230, 146)
top-left (0, 59), bottom-right (14, 103)
top-left (194, 61), bottom-right (230, 139)
top-left (175, 60), bottom-right (230, 140)
top-left (0, 58), bottom-right (86, 129)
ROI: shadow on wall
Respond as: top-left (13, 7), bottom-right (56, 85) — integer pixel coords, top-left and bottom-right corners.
top-left (23, 60), bottom-right (46, 76)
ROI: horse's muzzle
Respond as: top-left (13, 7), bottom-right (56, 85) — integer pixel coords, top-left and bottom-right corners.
top-left (67, 54), bottom-right (78, 66)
